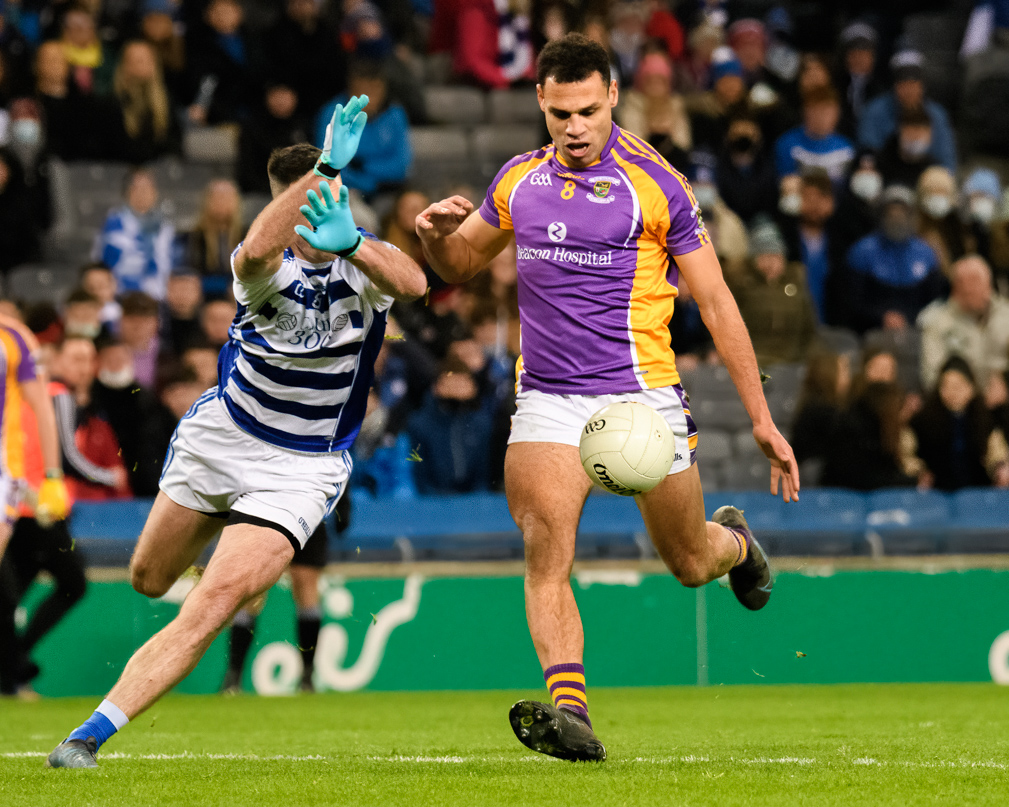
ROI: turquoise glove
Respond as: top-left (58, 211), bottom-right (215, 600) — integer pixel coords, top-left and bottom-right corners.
top-left (315, 94), bottom-right (369, 179)
top-left (295, 182), bottom-right (364, 258)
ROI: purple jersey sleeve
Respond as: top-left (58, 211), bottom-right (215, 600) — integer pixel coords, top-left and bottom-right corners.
top-left (9, 327), bottom-right (38, 383)
top-left (478, 153), bottom-right (538, 231)
top-left (663, 175), bottom-right (710, 256)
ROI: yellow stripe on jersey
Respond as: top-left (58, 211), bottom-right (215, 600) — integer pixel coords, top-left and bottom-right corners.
top-left (491, 150), bottom-right (555, 231)
top-left (0, 328), bottom-right (27, 479)
top-left (611, 151), bottom-right (681, 390)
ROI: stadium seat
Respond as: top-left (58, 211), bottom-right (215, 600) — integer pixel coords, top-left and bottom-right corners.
top-left (697, 460), bottom-right (722, 492)
top-left (783, 489), bottom-right (867, 531)
top-left (721, 457), bottom-right (771, 491)
top-left (759, 362), bottom-right (804, 399)
top-left (732, 429), bottom-right (762, 457)
top-left (160, 190), bottom-right (205, 229)
top-left (816, 326), bottom-right (860, 357)
top-left (472, 125), bottom-right (544, 176)
top-left (952, 488), bottom-right (1009, 526)
top-left (184, 125), bottom-right (239, 165)
top-left (410, 126), bottom-right (470, 161)
top-left (702, 429), bottom-right (732, 463)
top-left (691, 398), bottom-right (751, 431)
top-left (423, 86), bottom-right (488, 125)
top-left (151, 159), bottom-right (222, 192)
top-left (6, 264), bottom-right (79, 305)
top-left (76, 191), bottom-right (122, 229)
top-left (488, 89), bottom-right (542, 124)
top-left (66, 161), bottom-right (131, 193)
top-left (423, 53), bottom-right (453, 85)
top-left (867, 488), bottom-right (950, 554)
top-left (682, 363), bottom-right (735, 399)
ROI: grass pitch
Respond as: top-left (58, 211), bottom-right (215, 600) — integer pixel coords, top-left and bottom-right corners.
top-left (2, 684), bottom-right (1007, 806)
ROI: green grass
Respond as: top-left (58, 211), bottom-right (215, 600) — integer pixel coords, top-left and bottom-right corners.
top-left (2, 684), bottom-right (1008, 806)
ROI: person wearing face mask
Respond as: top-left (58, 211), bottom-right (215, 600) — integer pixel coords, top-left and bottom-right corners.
top-left (910, 356), bottom-right (1009, 490)
top-left (689, 162), bottom-right (748, 280)
top-left (844, 152), bottom-right (884, 229)
top-left (62, 288), bottom-right (108, 342)
top-left (961, 168), bottom-right (1001, 265)
top-left (716, 114), bottom-right (778, 224)
top-left (858, 49), bottom-right (957, 174)
top-left (915, 166), bottom-right (968, 277)
top-left (877, 107), bottom-right (938, 189)
top-left (917, 255), bottom-right (1009, 392)
top-left (842, 185), bottom-right (945, 334)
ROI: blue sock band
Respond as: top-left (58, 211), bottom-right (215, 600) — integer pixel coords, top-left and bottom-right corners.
top-left (68, 712), bottom-right (118, 748)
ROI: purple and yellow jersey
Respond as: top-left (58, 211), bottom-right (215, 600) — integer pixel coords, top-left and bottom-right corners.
top-left (0, 322), bottom-right (39, 480)
top-left (478, 123), bottom-right (708, 394)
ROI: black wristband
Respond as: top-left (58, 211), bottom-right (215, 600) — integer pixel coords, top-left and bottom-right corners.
top-left (313, 161), bottom-right (340, 180)
top-left (336, 234), bottom-right (364, 259)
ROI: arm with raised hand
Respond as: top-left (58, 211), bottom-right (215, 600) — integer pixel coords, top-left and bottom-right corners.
top-left (235, 95), bottom-right (370, 284)
top-left (415, 197), bottom-right (513, 284)
top-left (675, 242), bottom-right (800, 502)
top-left (296, 182), bottom-right (427, 302)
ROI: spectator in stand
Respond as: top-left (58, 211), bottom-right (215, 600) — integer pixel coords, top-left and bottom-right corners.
top-left (728, 218), bottom-right (817, 366)
top-left (60, 5), bottom-right (114, 96)
top-left (678, 20), bottom-right (722, 93)
top-left (845, 150), bottom-right (884, 225)
top-left (961, 169), bottom-right (1001, 265)
top-left (617, 51), bottom-right (691, 167)
top-left (158, 365), bottom-right (205, 422)
top-left (201, 298), bottom-right (235, 350)
top-left (238, 84), bottom-right (310, 195)
top-left (689, 161), bottom-right (748, 279)
top-left (836, 22), bottom-right (883, 136)
top-left (382, 188), bottom-right (429, 269)
top-left (94, 167), bottom-right (174, 301)
top-left (911, 356), bottom-right (1009, 490)
top-left (0, 6), bottom-right (32, 97)
top-left (781, 168), bottom-right (849, 325)
top-left (581, 15), bottom-right (626, 86)
top-left (6, 99), bottom-right (52, 228)
top-left (186, 0), bottom-right (259, 125)
top-left (118, 291), bottom-right (161, 389)
top-left (916, 166), bottom-right (967, 276)
top-left (726, 18), bottom-right (769, 89)
top-left (645, 0), bottom-right (684, 63)
top-left (877, 107), bottom-right (938, 189)
top-left (608, 1), bottom-right (648, 86)
top-left (394, 283), bottom-right (468, 361)
top-left (315, 60), bottom-right (411, 201)
top-left (668, 275), bottom-right (714, 371)
top-left (91, 337), bottom-right (171, 496)
top-left (917, 255), bottom-right (1009, 392)
top-left (858, 49), bottom-right (957, 174)
top-left (34, 40), bottom-right (85, 160)
top-left (0, 148), bottom-right (43, 272)
top-left (49, 336), bottom-right (130, 500)
top-left (716, 114), bottom-right (778, 225)
top-left (140, 0), bottom-right (186, 101)
top-left (774, 85), bottom-right (855, 184)
top-left (176, 178), bottom-right (244, 296)
top-left (821, 380), bottom-right (918, 490)
top-left (842, 185), bottom-right (944, 334)
top-left (686, 46), bottom-right (746, 152)
top-left (264, 0), bottom-right (346, 122)
top-left (79, 262), bottom-right (121, 329)
top-left (163, 271), bottom-right (204, 357)
top-left (791, 349), bottom-right (851, 471)
top-left (62, 288), bottom-right (105, 340)
top-left (429, 0), bottom-right (535, 90)
top-left (112, 40), bottom-right (177, 164)
top-left (407, 355), bottom-right (494, 493)
top-left (181, 341), bottom-right (220, 390)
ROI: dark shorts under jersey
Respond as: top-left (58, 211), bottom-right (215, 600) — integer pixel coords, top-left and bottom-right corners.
top-left (291, 491), bottom-right (351, 569)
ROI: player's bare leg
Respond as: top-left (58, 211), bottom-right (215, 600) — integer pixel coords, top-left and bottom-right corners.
top-left (637, 463), bottom-right (773, 610)
top-left (47, 523), bottom-right (294, 768)
top-left (505, 441), bottom-right (605, 761)
top-left (290, 564), bottom-right (323, 691)
top-left (128, 493), bottom-right (226, 598)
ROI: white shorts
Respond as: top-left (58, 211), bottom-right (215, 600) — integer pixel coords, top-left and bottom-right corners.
top-left (509, 385), bottom-right (698, 475)
top-left (159, 391), bottom-right (352, 550)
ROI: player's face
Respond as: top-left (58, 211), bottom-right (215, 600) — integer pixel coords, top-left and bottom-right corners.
top-left (538, 73), bottom-right (618, 168)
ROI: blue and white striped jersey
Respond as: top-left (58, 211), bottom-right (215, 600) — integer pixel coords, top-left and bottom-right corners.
top-left (217, 239), bottom-right (394, 453)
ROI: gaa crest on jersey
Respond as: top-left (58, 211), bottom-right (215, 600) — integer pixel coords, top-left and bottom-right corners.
top-left (587, 176), bottom-right (621, 204)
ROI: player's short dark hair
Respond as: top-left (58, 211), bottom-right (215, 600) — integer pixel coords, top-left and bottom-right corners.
top-left (800, 167), bottom-right (833, 196)
top-left (267, 143), bottom-right (322, 189)
top-left (120, 291), bottom-right (159, 318)
top-left (537, 33), bottom-right (610, 87)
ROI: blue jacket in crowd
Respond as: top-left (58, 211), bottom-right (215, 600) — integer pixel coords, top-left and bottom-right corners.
top-left (315, 97), bottom-right (412, 197)
top-left (774, 127), bottom-right (856, 181)
top-left (407, 396), bottom-right (493, 494)
top-left (844, 232), bottom-right (944, 333)
top-left (857, 94), bottom-right (957, 173)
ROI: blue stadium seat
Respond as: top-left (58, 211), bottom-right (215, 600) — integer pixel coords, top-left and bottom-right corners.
top-left (952, 488), bottom-right (1009, 527)
top-left (867, 489), bottom-right (951, 527)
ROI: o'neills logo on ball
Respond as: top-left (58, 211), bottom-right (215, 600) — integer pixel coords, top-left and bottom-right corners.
top-left (593, 463), bottom-right (633, 495)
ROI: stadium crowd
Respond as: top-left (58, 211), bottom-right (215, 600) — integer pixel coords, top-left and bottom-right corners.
top-left (0, 0), bottom-right (1008, 497)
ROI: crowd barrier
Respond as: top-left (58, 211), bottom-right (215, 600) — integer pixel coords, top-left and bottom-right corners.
top-left (69, 488), bottom-right (1009, 566)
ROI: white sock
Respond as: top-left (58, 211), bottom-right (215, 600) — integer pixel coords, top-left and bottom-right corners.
top-left (96, 699), bottom-right (130, 731)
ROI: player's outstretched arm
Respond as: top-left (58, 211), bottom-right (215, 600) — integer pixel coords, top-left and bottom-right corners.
top-left (295, 181), bottom-right (427, 302)
top-left (675, 242), bottom-right (800, 502)
top-left (20, 378), bottom-right (70, 523)
top-left (416, 196), bottom-right (512, 284)
top-left (236, 95), bottom-right (369, 283)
